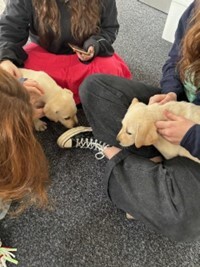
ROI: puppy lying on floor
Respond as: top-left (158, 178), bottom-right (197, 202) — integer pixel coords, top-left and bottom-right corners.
top-left (117, 98), bottom-right (200, 164)
top-left (20, 69), bottom-right (78, 131)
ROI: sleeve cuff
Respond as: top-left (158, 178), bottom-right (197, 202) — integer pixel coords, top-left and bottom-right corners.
top-left (180, 124), bottom-right (200, 159)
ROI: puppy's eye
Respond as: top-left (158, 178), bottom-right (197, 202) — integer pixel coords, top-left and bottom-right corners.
top-left (64, 116), bottom-right (70, 120)
top-left (126, 130), bottom-right (132, 135)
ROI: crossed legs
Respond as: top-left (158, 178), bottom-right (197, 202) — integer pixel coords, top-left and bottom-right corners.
top-left (79, 74), bottom-right (200, 241)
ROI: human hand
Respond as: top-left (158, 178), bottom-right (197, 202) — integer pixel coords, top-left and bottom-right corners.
top-left (76, 46), bottom-right (95, 61)
top-left (23, 79), bottom-right (45, 118)
top-left (149, 92), bottom-right (177, 105)
top-left (155, 110), bottom-right (195, 145)
top-left (33, 106), bottom-right (45, 119)
top-left (0, 60), bottom-right (22, 78)
top-left (23, 79), bottom-right (44, 96)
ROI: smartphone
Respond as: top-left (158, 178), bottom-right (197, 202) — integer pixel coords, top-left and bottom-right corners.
top-left (68, 43), bottom-right (91, 56)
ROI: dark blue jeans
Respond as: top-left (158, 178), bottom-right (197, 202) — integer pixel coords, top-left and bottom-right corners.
top-left (79, 74), bottom-right (200, 242)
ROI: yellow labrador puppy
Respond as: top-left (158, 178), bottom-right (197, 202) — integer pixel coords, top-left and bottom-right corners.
top-left (20, 69), bottom-right (78, 131)
top-left (117, 98), bottom-right (200, 164)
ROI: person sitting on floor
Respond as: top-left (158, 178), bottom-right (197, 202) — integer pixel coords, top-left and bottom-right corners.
top-left (56, 1), bottom-right (200, 242)
top-left (0, 68), bottom-right (49, 219)
top-left (0, 0), bottom-right (132, 104)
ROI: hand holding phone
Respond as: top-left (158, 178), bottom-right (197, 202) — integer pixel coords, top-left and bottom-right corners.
top-left (68, 43), bottom-right (91, 56)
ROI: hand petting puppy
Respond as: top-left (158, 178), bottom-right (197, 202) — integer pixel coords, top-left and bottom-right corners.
top-left (23, 79), bottom-right (45, 118)
top-left (155, 110), bottom-right (195, 145)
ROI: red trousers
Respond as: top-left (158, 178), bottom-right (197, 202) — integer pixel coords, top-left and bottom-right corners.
top-left (24, 43), bottom-right (132, 104)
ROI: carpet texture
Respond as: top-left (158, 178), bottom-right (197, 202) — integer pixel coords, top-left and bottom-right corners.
top-left (1, 0), bottom-right (200, 266)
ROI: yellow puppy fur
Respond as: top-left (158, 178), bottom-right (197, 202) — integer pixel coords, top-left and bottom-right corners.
top-left (117, 98), bottom-right (200, 164)
top-left (20, 69), bottom-right (78, 131)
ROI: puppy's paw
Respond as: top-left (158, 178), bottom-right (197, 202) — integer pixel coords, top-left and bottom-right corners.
top-left (34, 119), bottom-right (47, 131)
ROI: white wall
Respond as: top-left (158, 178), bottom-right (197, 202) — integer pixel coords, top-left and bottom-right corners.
top-left (162, 0), bottom-right (193, 43)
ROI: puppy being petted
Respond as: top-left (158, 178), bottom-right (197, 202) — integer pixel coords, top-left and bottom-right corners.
top-left (20, 69), bottom-right (78, 131)
top-left (117, 98), bottom-right (200, 163)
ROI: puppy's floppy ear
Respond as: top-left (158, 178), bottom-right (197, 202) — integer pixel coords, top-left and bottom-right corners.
top-left (131, 98), bottom-right (139, 105)
top-left (135, 122), bottom-right (158, 148)
top-left (43, 103), bottom-right (59, 122)
top-left (128, 98), bottom-right (139, 111)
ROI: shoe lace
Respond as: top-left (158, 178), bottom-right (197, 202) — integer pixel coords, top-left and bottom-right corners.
top-left (75, 138), bottom-right (109, 160)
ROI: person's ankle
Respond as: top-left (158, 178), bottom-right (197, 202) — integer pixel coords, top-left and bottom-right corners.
top-left (103, 146), bottom-right (122, 160)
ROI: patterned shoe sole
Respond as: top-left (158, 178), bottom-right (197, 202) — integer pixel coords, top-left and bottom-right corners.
top-left (57, 126), bottom-right (92, 148)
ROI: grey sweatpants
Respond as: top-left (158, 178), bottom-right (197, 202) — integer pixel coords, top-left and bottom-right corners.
top-left (79, 74), bottom-right (200, 242)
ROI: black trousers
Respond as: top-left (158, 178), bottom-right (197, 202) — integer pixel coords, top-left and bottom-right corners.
top-left (79, 74), bottom-right (200, 242)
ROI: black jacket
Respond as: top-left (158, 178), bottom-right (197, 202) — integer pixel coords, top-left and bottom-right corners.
top-left (0, 0), bottom-right (119, 66)
top-left (160, 2), bottom-right (194, 98)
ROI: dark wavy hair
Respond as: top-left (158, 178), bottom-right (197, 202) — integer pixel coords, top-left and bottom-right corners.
top-left (0, 68), bottom-right (50, 215)
top-left (178, 0), bottom-right (200, 87)
top-left (32, 0), bottom-right (101, 46)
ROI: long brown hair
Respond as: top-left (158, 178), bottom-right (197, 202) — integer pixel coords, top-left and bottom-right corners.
top-left (32, 0), bottom-right (101, 46)
top-left (178, 0), bottom-right (200, 86)
top-left (0, 68), bottom-right (49, 215)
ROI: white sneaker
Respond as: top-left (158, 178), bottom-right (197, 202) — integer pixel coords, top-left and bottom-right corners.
top-left (57, 126), bottom-right (109, 160)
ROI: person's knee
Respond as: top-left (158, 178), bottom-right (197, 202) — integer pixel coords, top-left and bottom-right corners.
top-left (79, 74), bottom-right (104, 104)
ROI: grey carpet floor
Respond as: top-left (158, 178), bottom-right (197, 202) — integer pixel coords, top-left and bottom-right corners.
top-left (1, 0), bottom-right (200, 266)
